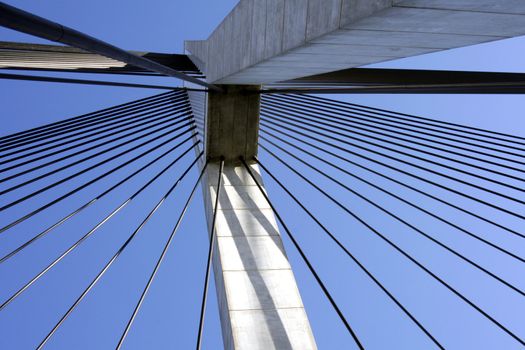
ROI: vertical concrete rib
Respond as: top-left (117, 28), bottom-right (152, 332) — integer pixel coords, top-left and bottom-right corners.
top-left (202, 162), bottom-right (317, 350)
top-left (189, 85), bottom-right (317, 349)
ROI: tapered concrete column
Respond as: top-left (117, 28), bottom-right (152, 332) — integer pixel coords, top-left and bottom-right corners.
top-left (201, 162), bottom-right (317, 350)
top-left (195, 83), bottom-right (316, 349)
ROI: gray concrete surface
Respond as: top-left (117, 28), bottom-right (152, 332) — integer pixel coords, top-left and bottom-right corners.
top-left (201, 163), bottom-right (317, 350)
top-left (189, 88), bottom-right (316, 349)
top-left (184, 3), bottom-right (525, 348)
top-left (185, 0), bottom-right (525, 84)
top-left (206, 85), bottom-right (260, 161)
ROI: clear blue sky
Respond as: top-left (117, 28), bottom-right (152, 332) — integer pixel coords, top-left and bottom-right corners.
top-left (1, 1), bottom-right (524, 349)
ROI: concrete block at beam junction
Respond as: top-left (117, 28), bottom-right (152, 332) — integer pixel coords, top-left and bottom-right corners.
top-left (206, 85), bottom-right (260, 162)
top-left (201, 162), bottom-right (317, 350)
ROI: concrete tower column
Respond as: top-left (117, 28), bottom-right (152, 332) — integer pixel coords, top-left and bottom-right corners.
top-left (199, 85), bottom-right (317, 349)
top-left (184, 1), bottom-right (525, 348)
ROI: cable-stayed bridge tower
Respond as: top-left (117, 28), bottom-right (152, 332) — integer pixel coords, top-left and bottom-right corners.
top-left (1, 1), bottom-right (525, 349)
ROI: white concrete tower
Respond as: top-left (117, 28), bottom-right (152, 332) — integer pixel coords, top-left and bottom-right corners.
top-left (193, 84), bottom-right (317, 350)
top-left (186, 1), bottom-right (525, 349)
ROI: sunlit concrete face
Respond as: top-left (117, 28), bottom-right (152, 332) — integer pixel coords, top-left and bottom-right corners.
top-left (202, 163), bottom-right (317, 350)
top-left (186, 0), bottom-right (525, 85)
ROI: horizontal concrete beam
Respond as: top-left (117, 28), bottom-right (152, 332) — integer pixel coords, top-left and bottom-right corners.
top-left (185, 0), bottom-right (525, 85)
